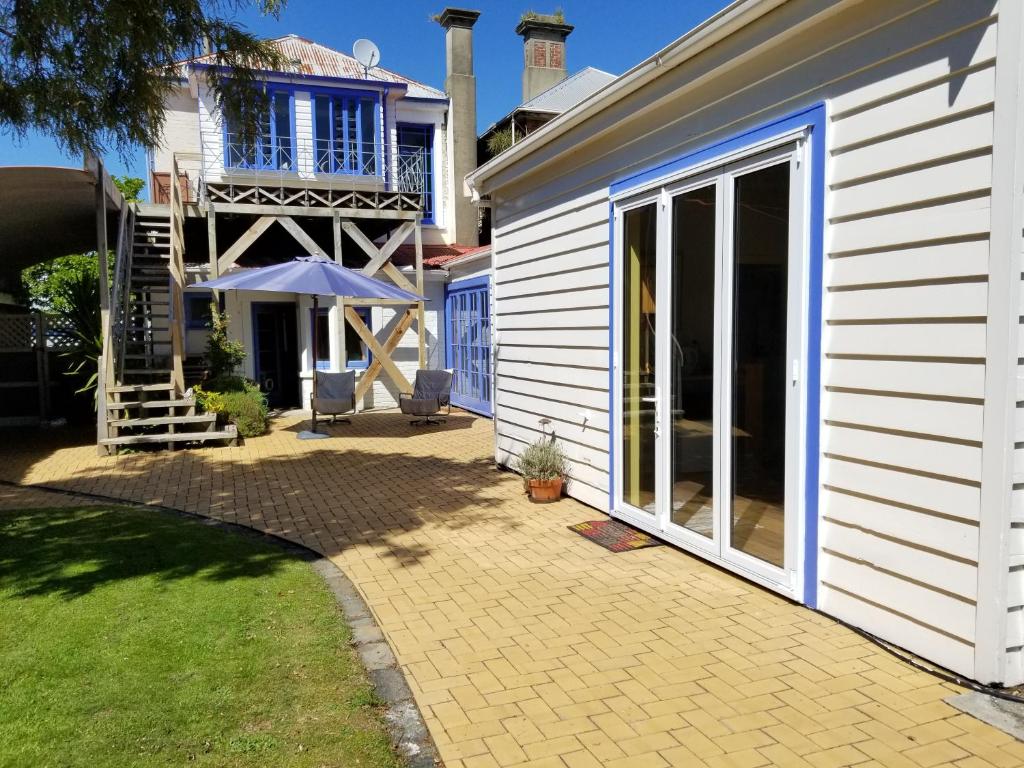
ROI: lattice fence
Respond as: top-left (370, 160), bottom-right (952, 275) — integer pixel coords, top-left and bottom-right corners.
top-left (0, 314), bottom-right (81, 352)
top-left (0, 314), bottom-right (36, 352)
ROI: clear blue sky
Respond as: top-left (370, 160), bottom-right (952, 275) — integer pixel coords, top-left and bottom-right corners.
top-left (0, 0), bottom-right (732, 185)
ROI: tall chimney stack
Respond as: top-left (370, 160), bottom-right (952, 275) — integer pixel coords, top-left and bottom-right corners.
top-left (437, 8), bottom-right (480, 247)
top-left (516, 14), bottom-right (573, 103)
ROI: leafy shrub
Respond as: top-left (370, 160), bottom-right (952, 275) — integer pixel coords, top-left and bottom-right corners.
top-left (219, 390), bottom-right (269, 437)
top-left (194, 378), bottom-right (268, 438)
top-left (205, 304), bottom-right (245, 380)
top-left (516, 436), bottom-right (567, 481)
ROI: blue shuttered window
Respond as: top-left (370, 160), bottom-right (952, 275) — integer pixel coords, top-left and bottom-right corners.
top-left (313, 94), bottom-right (380, 176)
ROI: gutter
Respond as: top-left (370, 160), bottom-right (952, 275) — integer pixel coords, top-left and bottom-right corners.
top-left (466, 0), bottom-right (788, 197)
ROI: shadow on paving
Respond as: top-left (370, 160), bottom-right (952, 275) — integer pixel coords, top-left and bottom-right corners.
top-left (281, 410), bottom-right (479, 437)
top-left (0, 505), bottom-right (293, 600)
top-left (0, 413), bottom-right (520, 568)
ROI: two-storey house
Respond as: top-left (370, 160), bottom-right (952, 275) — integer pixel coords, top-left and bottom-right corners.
top-left (125, 11), bottom-right (485, 429)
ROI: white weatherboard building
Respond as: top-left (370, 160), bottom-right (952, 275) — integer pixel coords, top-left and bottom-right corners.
top-left (469, 0), bottom-right (1024, 685)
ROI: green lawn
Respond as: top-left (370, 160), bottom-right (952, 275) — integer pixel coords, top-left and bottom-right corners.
top-left (0, 504), bottom-right (401, 768)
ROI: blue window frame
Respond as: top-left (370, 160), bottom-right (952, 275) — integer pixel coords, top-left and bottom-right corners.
top-left (312, 92), bottom-right (380, 176)
top-left (445, 276), bottom-right (491, 417)
top-left (607, 103), bottom-right (826, 608)
top-left (184, 291), bottom-right (216, 329)
top-left (309, 307), bottom-right (331, 371)
top-left (224, 89), bottom-right (294, 171)
top-left (396, 123), bottom-right (435, 223)
top-left (344, 307), bottom-right (372, 369)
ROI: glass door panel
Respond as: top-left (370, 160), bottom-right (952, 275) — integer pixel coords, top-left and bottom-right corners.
top-left (670, 184), bottom-right (717, 540)
top-left (622, 203), bottom-right (658, 514)
top-left (727, 162), bottom-right (791, 568)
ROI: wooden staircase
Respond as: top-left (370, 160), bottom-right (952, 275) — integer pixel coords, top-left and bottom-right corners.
top-left (99, 162), bottom-right (236, 452)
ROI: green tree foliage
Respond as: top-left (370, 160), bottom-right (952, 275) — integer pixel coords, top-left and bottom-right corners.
top-left (113, 175), bottom-right (144, 203)
top-left (0, 0), bottom-right (288, 156)
top-left (486, 125), bottom-right (514, 158)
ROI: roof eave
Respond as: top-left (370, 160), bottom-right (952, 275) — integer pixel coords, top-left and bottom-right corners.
top-left (467, 0), bottom-right (788, 195)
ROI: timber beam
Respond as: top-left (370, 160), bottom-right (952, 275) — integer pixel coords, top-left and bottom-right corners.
top-left (349, 307), bottom-right (417, 402)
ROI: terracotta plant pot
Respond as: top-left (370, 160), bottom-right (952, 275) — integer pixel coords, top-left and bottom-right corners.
top-left (527, 477), bottom-right (563, 503)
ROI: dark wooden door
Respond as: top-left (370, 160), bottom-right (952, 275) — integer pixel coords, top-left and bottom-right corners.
top-left (253, 303), bottom-right (299, 408)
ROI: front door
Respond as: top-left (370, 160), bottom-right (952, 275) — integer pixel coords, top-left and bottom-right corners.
top-left (445, 278), bottom-right (492, 416)
top-left (253, 303), bottom-right (299, 409)
top-left (616, 142), bottom-right (805, 595)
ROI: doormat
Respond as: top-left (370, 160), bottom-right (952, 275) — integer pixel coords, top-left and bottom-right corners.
top-left (568, 520), bottom-right (663, 553)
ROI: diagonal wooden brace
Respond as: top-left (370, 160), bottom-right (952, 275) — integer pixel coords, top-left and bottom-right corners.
top-left (217, 215), bottom-right (275, 273)
top-left (351, 308), bottom-right (416, 403)
top-left (342, 220), bottom-right (416, 277)
top-left (278, 216), bottom-right (324, 256)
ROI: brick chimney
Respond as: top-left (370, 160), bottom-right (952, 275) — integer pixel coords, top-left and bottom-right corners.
top-left (437, 8), bottom-right (480, 247)
top-left (516, 14), bottom-right (573, 103)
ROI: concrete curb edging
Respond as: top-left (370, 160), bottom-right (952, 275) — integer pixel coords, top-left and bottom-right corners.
top-left (0, 480), bottom-right (439, 768)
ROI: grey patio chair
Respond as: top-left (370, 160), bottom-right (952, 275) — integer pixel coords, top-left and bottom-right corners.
top-left (311, 369), bottom-right (356, 430)
top-left (399, 369), bottom-right (454, 425)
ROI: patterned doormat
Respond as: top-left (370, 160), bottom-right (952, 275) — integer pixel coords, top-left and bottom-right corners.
top-left (568, 520), bottom-right (663, 553)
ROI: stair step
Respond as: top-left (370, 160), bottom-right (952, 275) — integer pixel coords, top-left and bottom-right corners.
top-left (107, 382), bottom-right (176, 394)
top-left (109, 414), bottom-right (216, 427)
top-left (100, 428), bottom-right (237, 447)
top-left (107, 398), bottom-right (195, 410)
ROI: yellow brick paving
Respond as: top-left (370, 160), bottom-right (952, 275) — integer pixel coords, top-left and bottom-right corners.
top-left (0, 411), bottom-right (1020, 768)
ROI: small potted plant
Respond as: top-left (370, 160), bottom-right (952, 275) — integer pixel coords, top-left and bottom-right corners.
top-left (517, 436), bottom-right (567, 503)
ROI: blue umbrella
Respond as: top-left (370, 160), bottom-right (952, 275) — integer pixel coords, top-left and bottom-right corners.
top-left (194, 255), bottom-right (426, 425)
top-left (194, 255), bottom-right (425, 302)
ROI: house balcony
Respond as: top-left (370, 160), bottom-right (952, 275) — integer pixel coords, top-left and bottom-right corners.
top-left (155, 134), bottom-right (429, 218)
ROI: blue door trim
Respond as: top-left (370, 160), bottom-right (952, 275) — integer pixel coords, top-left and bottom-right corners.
top-left (607, 103), bottom-right (826, 608)
top-left (445, 276), bottom-right (492, 417)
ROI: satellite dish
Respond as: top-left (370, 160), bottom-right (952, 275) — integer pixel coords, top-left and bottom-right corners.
top-left (353, 39), bottom-right (381, 76)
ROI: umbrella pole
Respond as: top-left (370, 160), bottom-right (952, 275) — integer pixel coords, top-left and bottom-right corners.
top-left (311, 294), bottom-right (319, 432)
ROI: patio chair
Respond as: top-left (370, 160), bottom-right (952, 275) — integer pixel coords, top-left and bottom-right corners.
top-left (399, 369), bottom-right (454, 425)
top-left (311, 370), bottom-right (356, 430)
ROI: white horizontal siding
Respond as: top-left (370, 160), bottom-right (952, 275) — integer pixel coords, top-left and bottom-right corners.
top-left (486, 0), bottom-right (999, 680)
top-left (153, 85), bottom-right (201, 175)
top-left (294, 91), bottom-right (314, 178)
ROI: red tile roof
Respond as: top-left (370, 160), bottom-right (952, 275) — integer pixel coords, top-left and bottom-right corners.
top-left (391, 243), bottom-right (488, 268)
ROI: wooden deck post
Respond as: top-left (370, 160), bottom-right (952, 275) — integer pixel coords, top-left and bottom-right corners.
top-left (207, 204), bottom-right (219, 278)
top-left (415, 220), bottom-right (426, 369)
top-left (93, 156), bottom-right (110, 451)
top-left (332, 212), bottom-right (343, 263)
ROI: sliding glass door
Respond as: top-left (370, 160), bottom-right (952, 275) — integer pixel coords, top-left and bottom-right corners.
top-left (616, 143), bottom-right (805, 592)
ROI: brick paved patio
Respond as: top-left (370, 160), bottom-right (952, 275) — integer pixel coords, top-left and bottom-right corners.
top-left (1, 411), bottom-right (1021, 767)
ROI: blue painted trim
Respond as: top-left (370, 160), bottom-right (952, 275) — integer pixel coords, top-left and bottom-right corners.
top-left (610, 103), bottom-right (825, 197)
top-left (382, 93), bottom-right (390, 190)
top-left (802, 105), bottom-right (827, 610)
top-left (223, 87), bottom-right (295, 171)
top-left (191, 63), bottom-right (409, 94)
top-left (344, 306), bottom-right (372, 370)
top-left (184, 290), bottom-right (213, 330)
top-left (444, 277), bottom-right (493, 418)
top-left (607, 203), bottom-right (615, 514)
top-left (397, 122), bottom-right (436, 223)
top-left (310, 91), bottom-right (383, 177)
top-left (607, 103), bottom-right (826, 608)
top-left (308, 306), bottom-right (331, 371)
